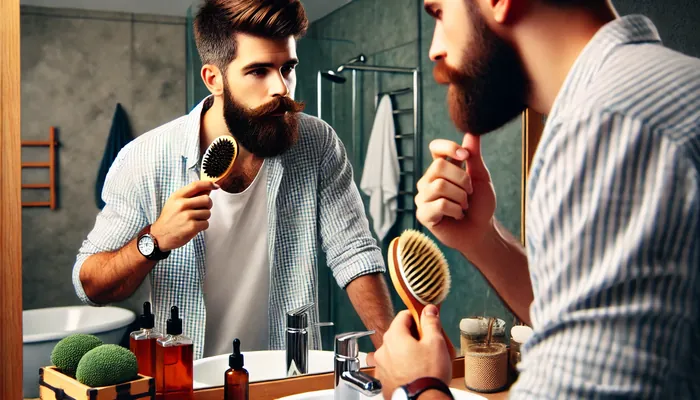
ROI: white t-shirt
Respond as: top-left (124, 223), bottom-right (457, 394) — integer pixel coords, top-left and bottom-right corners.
top-left (202, 163), bottom-right (270, 357)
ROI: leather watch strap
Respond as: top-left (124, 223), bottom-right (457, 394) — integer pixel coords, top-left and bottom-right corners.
top-left (404, 377), bottom-right (454, 400)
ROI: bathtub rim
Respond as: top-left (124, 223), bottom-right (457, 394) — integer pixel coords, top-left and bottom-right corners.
top-left (23, 305), bottom-right (136, 344)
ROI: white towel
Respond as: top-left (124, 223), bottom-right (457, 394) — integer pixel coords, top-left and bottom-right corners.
top-left (360, 95), bottom-right (400, 241)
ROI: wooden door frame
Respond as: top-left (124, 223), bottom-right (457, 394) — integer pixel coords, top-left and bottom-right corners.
top-left (521, 109), bottom-right (545, 245)
top-left (1, 0), bottom-right (23, 398)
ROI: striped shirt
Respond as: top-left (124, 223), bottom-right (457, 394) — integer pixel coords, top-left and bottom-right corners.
top-left (512, 15), bottom-right (700, 398)
top-left (72, 96), bottom-right (385, 359)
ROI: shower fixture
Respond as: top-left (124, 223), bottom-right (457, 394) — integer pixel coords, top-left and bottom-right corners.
top-left (336, 53), bottom-right (367, 73)
top-left (320, 70), bottom-right (347, 84)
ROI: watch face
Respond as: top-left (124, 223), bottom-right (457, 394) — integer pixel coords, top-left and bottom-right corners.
top-left (138, 235), bottom-right (155, 256)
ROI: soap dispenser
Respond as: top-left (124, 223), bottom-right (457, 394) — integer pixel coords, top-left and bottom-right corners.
top-left (156, 306), bottom-right (193, 399)
top-left (224, 338), bottom-right (249, 400)
top-left (130, 301), bottom-right (163, 378)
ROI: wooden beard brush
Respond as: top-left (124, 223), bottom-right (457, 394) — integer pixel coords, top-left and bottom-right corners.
top-left (388, 229), bottom-right (456, 358)
top-left (200, 135), bottom-right (238, 186)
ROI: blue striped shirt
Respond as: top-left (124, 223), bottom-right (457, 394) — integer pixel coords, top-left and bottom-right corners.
top-left (72, 97), bottom-right (385, 359)
top-left (513, 15), bottom-right (700, 398)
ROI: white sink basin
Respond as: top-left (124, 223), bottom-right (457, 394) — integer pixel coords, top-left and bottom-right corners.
top-left (278, 388), bottom-right (487, 399)
top-left (193, 350), bottom-right (368, 389)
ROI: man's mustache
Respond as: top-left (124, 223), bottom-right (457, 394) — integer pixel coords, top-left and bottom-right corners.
top-left (248, 96), bottom-right (306, 118)
top-left (433, 61), bottom-right (459, 85)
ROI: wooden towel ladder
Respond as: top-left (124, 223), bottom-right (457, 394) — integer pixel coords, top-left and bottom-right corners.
top-left (21, 126), bottom-right (57, 209)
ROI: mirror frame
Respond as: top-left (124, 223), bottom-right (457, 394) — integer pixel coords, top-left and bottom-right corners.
top-left (0, 0), bottom-right (545, 396)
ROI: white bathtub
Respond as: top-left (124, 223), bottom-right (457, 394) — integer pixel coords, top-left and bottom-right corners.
top-left (22, 306), bottom-right (136, 398)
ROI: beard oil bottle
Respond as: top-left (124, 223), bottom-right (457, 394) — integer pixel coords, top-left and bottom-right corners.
top-left (130, 301), bottom-right (163, 378)
top-left (224, 338), bottom-right (249, 400)
top-left (155, 306), bottom-right (193, 400)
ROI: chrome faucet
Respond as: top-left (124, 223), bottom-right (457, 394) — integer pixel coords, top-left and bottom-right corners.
top-left (285, 303), bottom-right (333, 377)
top-left (286, 303), bottom-right (313, 377)
top-left (334, 331), bottom-right (382, 399)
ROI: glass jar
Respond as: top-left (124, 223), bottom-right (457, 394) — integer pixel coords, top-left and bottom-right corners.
top-left (508, 325), bottom-right (533, 381)
top-left (459, 317), bottom-right (506, 356)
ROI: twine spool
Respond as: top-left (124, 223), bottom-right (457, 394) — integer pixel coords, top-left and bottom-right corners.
top-left (464, 343), bottom-right (508, 393)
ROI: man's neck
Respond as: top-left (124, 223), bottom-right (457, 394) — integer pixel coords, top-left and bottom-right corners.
top-left (516, 3), bottom-right (617, 114)
top-left (200, 96), bottom-right (264, 192)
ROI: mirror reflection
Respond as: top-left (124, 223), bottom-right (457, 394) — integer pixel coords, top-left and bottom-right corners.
top-left (20, 0), bottom-right (521, 398)
top-left (14, 0), bottom-right (700, 399)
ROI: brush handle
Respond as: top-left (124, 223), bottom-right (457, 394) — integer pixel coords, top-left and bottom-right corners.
top-left (413, 306), bottom-right (457, 360)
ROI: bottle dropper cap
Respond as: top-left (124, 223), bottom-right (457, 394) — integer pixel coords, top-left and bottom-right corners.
top-left (167, 306), bottom-right (182, 335)
top-left (229, 338), bottom-right (244, 369)
top-left (140, 301), bottom-right (155, 329)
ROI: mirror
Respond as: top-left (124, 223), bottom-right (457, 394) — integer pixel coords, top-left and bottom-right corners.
top-left (3, 0), bottom-right (544, 398)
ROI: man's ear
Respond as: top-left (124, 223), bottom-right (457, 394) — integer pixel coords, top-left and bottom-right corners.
top-left (486, 0), bottom-right (518, 24)
top-left (201, 64), bottom-right (224, 96)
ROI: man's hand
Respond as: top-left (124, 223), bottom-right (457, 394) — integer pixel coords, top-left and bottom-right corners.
top-left (415, 134), bottom-right (496, 253)
top-left (374, 305), bottom-right (452, 399)
top-left (151, 180), bottom-right (218, 251)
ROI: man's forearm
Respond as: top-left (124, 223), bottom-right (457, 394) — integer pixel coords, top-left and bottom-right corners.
top-left (346, 273), bottom-right (395, 349)
top-left (79, 237), bottom-right (156, 304)
top-left (461, 219), bottom-right (533, 326)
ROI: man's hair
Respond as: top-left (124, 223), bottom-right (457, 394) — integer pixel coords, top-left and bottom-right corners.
top-left (194, 0), bottom-right (308, 68)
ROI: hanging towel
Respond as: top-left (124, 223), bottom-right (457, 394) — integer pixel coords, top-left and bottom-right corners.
top-left (360, 95), bottom-right (400, 241)
top-left (95, 103), bottom-right (133, 209)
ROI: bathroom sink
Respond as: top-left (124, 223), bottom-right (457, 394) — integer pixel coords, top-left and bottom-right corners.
top-left (278, 388), bottom-right (487, 399)
top-left (193, 350), bottom-right (368, 389)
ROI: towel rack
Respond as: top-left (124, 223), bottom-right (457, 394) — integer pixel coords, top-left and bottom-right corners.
top-left (374, 80), bottom-right (420, 230)
top-left (317, 65), bottom-right (422, 231)
top-left (21, 127), bottom-right (58, 209)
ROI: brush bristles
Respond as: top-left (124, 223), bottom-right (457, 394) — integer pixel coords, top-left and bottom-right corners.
top-left (398, 230), bottom-right (451, 305)
top-left (202, 136), bottom-right (236, 178)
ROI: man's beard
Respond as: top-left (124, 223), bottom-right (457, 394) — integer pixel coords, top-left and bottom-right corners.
top-left (433, 3), bottom-right (529, 135)
top-left (222, 82), bottom-right (306, 157)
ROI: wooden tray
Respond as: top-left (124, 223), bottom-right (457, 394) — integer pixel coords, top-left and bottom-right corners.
top-left (39, 366), bottom-right (154, 400)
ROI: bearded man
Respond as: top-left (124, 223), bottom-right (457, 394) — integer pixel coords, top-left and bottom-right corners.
top-left (73, 0), bottom-right (394, 359)
top-left (374, 0), bottom-right (700, 399)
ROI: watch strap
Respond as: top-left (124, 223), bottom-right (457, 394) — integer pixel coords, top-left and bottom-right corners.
top-left (403, 377), bottom-right (454, 400)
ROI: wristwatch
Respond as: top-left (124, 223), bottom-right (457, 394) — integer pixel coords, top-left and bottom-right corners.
top-left (391, 377), bottom-right (454, 400)
top-left (137, 226), bottom-right (170, 261)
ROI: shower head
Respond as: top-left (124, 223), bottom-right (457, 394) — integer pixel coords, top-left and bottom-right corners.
top-left (346, 53), bottom-right (367, 65)
top-left (321, 70), bottom-right (346, 84)
top-left (336, 53), bottom-right (367, 73)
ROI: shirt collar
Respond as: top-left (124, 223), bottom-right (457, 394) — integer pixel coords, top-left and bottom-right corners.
top-left (549, 14), bottom-right (662, 117)
top-left (181, 95), bottom-right (214, 170)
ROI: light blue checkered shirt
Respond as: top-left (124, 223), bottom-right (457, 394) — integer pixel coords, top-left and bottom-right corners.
top-left (73, 97), bottom-right (385, 359)
top-left (511, 16), bottom-right (700, 398)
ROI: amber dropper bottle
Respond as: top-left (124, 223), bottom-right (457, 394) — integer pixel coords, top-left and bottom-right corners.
top-left (130, 301), bottom-right (163, 378)
top-left (155, 306), bottom-right (193, 400)
top-left (224, 338), bottom-right (249, 400)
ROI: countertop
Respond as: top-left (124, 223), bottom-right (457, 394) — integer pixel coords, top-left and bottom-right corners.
top-left (451, 377), bottom-right (509, 400)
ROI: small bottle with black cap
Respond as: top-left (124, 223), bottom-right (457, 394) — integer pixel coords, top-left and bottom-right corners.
top-left (155, 306), bottom-right (193, 399)
top-left (129, 301), bottom-right (163, 378)
top-left (224, 338), bottom-right (249, 400)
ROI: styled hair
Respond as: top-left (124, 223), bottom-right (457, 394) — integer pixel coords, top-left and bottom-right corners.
top-left (194, 0), bottom-right (308, 68)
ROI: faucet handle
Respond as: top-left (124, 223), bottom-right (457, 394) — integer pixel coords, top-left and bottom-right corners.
top-left (335, 330), bottom-right (375, 359)
top-left (287, 303), bottom-right (314, 329)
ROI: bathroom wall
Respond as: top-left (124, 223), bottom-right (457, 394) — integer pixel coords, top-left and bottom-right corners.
top-left (296, 0), bottom-right (521, 350)
top-left (20, 6), bottom-right (186, 315)
top-left (613, 0), bottom-right (700, 57)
